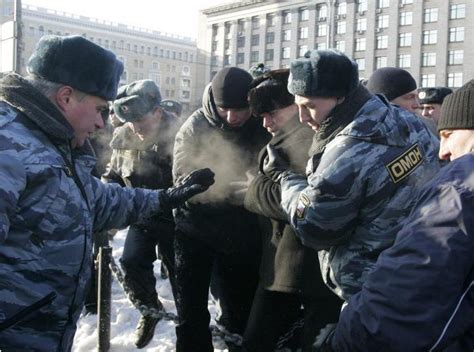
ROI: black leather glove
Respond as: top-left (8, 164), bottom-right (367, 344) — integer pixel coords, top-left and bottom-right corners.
top-left (161, 168), bottom-right (215, 209)
top-left (313, 323), bottom-right (337, 352)
top-left (262, 144), bottom-right (289, 183)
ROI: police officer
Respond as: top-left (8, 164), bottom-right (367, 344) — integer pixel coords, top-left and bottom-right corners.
top-left (263, 49), bottom-right (440, 303)
top-left (418, 86), bottom-right (453, 125)
top-left (102, 79), bottom-right (179, 348)
top-left (314, 79), bottom-right (474, 352)
top-left (0, 35), bottom-right (214, 351)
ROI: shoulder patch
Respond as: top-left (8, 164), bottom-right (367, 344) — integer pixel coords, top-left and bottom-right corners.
top-left (386, 144), bottom-right (423, 184)
top-left (295, 193), bottom-right (311, 220)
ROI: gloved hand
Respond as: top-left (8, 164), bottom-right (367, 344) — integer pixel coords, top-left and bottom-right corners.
top-left (313, 323), bottom-right (337, 352)
top-left (228, 170), bottom-right (255, 206)
top-left (161, 168), bottom-right (215, 209)
top-left (262, 144), bottom-right (289, 183)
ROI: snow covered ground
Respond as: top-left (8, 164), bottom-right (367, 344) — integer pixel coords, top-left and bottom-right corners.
top-left (72, 228), bottom-right (228, 351)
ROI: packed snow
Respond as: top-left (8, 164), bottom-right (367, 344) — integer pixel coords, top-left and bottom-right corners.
top-left (72, 228), bottom-right (228, 351)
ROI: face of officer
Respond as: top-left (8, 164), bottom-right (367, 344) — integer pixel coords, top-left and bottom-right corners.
top-left (439, 129), bottom-right (474, 161)
top-left (260, 104), bottom-right (298, 136)
top-left (128, 107), bottom-right (162, 141)
top-left (391, 89), bottom-right (420, 114)
top-left (420, 103), bottom-right (442, 125)
top-left (57, 86), bottom-right (108, 148)
top-left (294, 95), bottom-right (343, 132)
top-left (216, 106), bottom-right (251, 128)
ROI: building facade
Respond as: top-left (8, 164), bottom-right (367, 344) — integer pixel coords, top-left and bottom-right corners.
top-left (197, 0), bottom-right (473, 92)
top-left (1, 1), bottom-right (200, 113)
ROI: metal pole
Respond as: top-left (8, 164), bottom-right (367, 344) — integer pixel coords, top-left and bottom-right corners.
top-left (97, 246), bottom-right (112, 352)
top-left (13, 0), bottom-right (21, 73)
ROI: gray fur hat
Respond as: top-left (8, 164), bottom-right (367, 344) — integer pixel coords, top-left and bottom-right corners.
top-left (113, 80), bottom-right (162, 122)
top-left (27, 35), bottom-right (123, 101)
top-left (288, 49), bottom-right (359, 97)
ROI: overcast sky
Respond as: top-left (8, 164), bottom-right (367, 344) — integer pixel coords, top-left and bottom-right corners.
top-left (23, 0), bottom-right (232, 39)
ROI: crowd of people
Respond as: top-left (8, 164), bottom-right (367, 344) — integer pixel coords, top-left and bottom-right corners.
top-left (0, 34), bottom-right (472, 352)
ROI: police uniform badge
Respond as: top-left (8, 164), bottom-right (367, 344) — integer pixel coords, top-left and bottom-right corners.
top-left (386, 144), bottom-right (424, 183)
top-left (295, 193), bottom-right (311, 219)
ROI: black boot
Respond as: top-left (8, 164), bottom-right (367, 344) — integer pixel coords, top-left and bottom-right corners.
top-left (134, 315), bottom-right (160, 348)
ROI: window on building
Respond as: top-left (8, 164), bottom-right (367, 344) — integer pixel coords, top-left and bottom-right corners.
top-left (152, 61), bottom-right (160, 70)
top-left (212, 41), bottom-right (217, 51)
top-left (238, 19), bottom-right (246, 32)
top-left (450, 4), bottom-right (466, 19)
top-left (448, 50), bottom-right (463, 65)
top-left (265, 49), bottom-right (274, 61)
top-left (224, 39), bottom-right (230, 50)
top-left (316, 42), bottom-right (327, 50)
top-left (356, 58), bottom-right (366, 71)
top-left (266, 32), bottom-right (275, 44)
top-left (149, 73), bottom-right (160, 85)
top-left (283, 11), bottom-right (292, 24)
top-left (318, 24), bottom-right (327, 36)
top-left (421, 74), bottom-right (436, 87)
top-left (376, 56), bottom-right (388, 69)
top-left (318, 4), bottom-right (328, 19)
top-left (283, 29), bottom-right (291, 41)
top-left (267, 13), bottom-right (275, 26)
top-left (299, 27), bottom-right (308, 39)
top-left (299, 7), bottom-right (309, 21)
top-left (282, 47), bottom-right (291, 59)
top-left (252, 16), bottom-right (260, 29)
top-left (400, 12), bottom-right (413, 26)
top-left (399, 32), bottom-right (412, 47)
top-left (398, 54), bottom-right (411, 68)
top-left (423, 30), bottom-right (437, 45)
top-left (448, 72), bottom-right (463, 88)
top-left (377, 15), bottom-right (389, 29)
top-left (171, 77), bottom-right (176, 85)
top-left (377, 0), bottom-right (389, 9)
top-left (357, 0), bottom-right (368, 13)
top-left (250, 51), bottom-right (259, 62)
top-left (376, 35), bottom-right (388, 49)
top-left (336, 40), bottom-right (346, 52)
top-left (251, 34), bottom-right (260, 46)
top-left (181, 91), bottom-right (190, 99)
top-left (237, 36), bottom-right (245, 48)
top-left (449, 27), bottom-right (464, 42)
top-left (337, 2), bottom-right (347, 15)
top-left (424, 8), bottom-right (438, 23)
top-left (237, 52), bottom-right (245, 64)
top-left (355, 38), bottom-right (366, 51)
top-left (336, 21), bottom-right (346, 34)
top-left (299, 45), bottom-right (308, 57)
top-left (422, 52), bottom-right (436, 66)
top-left (224, 54), bottom-right (232, 65)
top-left (356, 18), bottom-right (367, 32)
top-left (181, 78), bottom-right (191, 88)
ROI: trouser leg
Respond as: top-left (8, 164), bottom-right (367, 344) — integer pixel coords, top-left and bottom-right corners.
top-left (174, 231), bottom-right (214, 352)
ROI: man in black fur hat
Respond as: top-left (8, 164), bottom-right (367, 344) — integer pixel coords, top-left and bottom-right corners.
top-left (241, 69), bottom-right (342, 352)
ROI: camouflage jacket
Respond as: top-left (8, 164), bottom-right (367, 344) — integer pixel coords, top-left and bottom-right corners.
top-left (102, 111), bottom-right (178, 190)
top-left (280, 95), bottom-right (440, 301)
top-left (0, 74), bottom-right (164, 351)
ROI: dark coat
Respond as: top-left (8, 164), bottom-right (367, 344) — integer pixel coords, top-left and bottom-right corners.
top-left (244, 114), bottom-right (331, 295)
top-left (332, 153), bottom-right (474, 352)
top-left (172, 83), bottom-right (270, 254)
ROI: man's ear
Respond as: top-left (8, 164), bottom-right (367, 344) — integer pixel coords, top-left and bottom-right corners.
top-left (55, 85), bottom-right (75, 112)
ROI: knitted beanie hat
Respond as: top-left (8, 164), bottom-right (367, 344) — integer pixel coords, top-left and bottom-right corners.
top-left (439, 80), bottom-right (474, 131)
top-left (211, 67), bottom-right (252, 108)
top-left (366, 67), bottom-right (417, 101)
